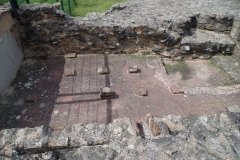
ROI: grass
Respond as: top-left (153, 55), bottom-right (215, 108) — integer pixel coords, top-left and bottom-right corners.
top-left (0, 0), bottom-right (126, 17)
top-left (164, 61), bottom-right (189, 74)
top-left (0, 0), bottom-right (8, 3)
top-left (72, 0), bottom-right (125, 17)
top-left (127, 53), bottom-right (159, 62)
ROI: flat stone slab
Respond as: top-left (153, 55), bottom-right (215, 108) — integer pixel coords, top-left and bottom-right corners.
top-left (164, 59), bottom-right (235, 87)
top-left (212, 55), bottom-right (240, 83)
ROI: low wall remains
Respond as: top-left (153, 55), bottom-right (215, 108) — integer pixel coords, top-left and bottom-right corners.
top-left (17, 0), bottom-right (240, 60)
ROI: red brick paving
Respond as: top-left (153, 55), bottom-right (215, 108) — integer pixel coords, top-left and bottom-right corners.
top-left (1, 55), bottom-right (240, 129)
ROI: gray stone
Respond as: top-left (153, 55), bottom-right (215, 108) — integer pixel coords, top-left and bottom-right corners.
top-left (98, 67), bottom-right (109, 74)
top-left (100, 87), bottom-right (112, 99)
top-left (228, 105), bottom-right (240, 112)
top-left (24, 126), bottom-right (50, 149)
top-left (128, 66), bottom-right (138, 73)
top-left (48, 130), bottom-right (69, 148)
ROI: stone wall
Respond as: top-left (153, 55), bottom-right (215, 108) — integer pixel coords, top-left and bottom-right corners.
top-left (0, 112), bottom-right (240, 159)
top-left (17, 0), bottom-right (240, 60)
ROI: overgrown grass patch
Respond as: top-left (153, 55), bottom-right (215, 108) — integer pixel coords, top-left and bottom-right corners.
top-left (72, 0), bottom-right (126, 17)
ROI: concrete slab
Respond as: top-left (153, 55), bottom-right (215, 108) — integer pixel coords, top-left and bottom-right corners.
top-left (0, 33), bottom-right (23, 98)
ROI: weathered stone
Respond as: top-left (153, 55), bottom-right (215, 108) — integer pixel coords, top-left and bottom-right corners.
top-left (24, 126), bottom-right (50, 149)
top-left (64, 68), bottom-right (76, 76)
top-left (100, 87), bottom-right (112, 99)
top-left (128, 66), bottom-right (138, 73)
top-left (228, 105), bottom-right (240, 112)
top-left (152, 45), bottom-right (164, 52)
top-left (48, 130), bottom-right (69, 148)
top-left (98, 66), bottom-right (109, 74)
top-left (150, 119), bottom-right (161, 136)
top-left (65, 53), bottom-right (77, 58)
top-left (170, 86), bottom-right (184, 94)
top-left (134, 88), bottom-right (147, 96)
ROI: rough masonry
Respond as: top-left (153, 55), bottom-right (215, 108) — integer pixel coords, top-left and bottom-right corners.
top-left (17, 0), bottom-right (240, 60)
top-left (1, 111), bottom-right (240, 159)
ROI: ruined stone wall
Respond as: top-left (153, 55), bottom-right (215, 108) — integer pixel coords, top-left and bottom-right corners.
top-left (1, 112), bottom-right (240, 159)
top-left (17, 1), bottom-right (240, 60)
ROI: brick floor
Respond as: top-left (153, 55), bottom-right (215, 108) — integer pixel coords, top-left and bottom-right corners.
top-left (1, 55), bottom-right (240, 129)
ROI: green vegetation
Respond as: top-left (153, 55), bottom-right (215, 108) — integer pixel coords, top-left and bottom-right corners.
top-left (0, 0), bottom-right (125, 17)
top-left (127, 53), bottom-right (158, 62)
top-left (0, 0), bottom-right (8, 3)
top-left (164, 61), bottom-right (189, 74)
top-left (72, 0), bottom-right (125, 17)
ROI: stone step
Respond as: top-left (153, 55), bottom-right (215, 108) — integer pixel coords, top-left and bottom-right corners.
top-left (212, 55), bottom-right (240, 83)
top-left (180, 29), bottom-right (235, 59)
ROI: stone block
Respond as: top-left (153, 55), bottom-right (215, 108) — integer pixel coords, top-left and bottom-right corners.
top-left (15, 128), bottom-right (28, 148)
top-left (64, 68), bottom-right (76, 76)
top-left (128, 66), bottom-right (138, 73)
top-left (65, 53), bottom-right (77, 58)
top-left (24, 126), bottom-right (50, 149)
top-left (100, 87), bottom-right (112, 99)
top-left (170, 86), bottom-right (184, 94)
top-left (98, 66), bottom-right (109, 74)
top-left (135, 88), bottom-right (147, 96)
top-left (228, 105), bottom-right (240, 112)
top-left (48, 130), bottom-right (69, 148)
